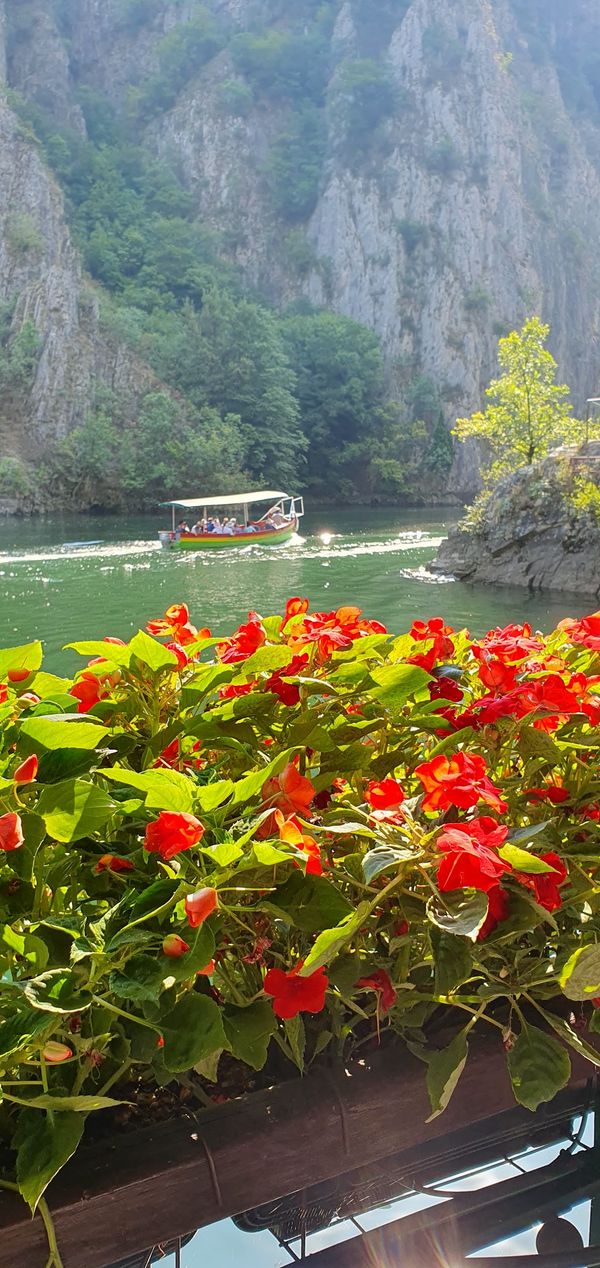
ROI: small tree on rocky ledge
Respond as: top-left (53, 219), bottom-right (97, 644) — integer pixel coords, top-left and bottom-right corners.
top-left (454, 317), bottom-right (577, 485)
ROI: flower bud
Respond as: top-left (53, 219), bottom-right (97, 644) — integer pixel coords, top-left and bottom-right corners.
top-left (42, 1041), bottom-right (72, 1064)
top-left (13, 754), bottom-right (38, 784)
top-left (162, 933), bottom-right (190, 958)
top-left (185, 887), bottom-right (218, 929)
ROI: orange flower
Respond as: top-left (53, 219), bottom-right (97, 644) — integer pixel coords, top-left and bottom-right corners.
top-left (276, 811), bottom-right (323, 875)
top-left (42, 1042), bottom-right (72, 1064)
top-left (95, 855), bottom-right (135, 874)
top-left (284, 597), bottom-right (310, 624)
top-left (415, 752), bottom-right (507, 815)
top-left (262, 761), bottom-right (315, 817)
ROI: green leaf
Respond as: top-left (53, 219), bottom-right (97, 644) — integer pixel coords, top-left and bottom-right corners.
top-left (0, 1010), bottom-right (52, 1059)
top-left (269, 873), bottom-right (353, 933)
top-left (0, 641), bottom-right (43, 679)
top-left (200, 841), bottom-right (243, 868)
top-left (427, 891), bottom-right (489, 942)
top-left (508, 821), bottom-right (552, 846)
top-left (560, 945), bottom-right (600, 1001)
top-left (498, 844), bottom-right (557, 874)
top-left (362, 846), bottom-right (414, 884)
top-left (163, 924), bottom-right (215, 982)
top-left (100, 767), bottom-right (195, 813)
top-left (65, 640), bottom-right (131, 666)
top-left (20, 717), bottom-right (109, 752)
top-left (230, 747), bottom-right (298, 807)
top-left (369, 663), bottom-right (431, 712)
top-left (300, 903), bottom-right (370, 975)
top-left (284, 1014), bottom-right (305, 1072)
top-left (109, 955), bottom-right (165, 1004)
top-left (129, 630), bottom-right (178, 672)
top-left (222, 1001), bottom-right (276, 1070)
top-left (426, 1030), bottom-right (469, 1120)
top-left (431, 932), bottom-right (473, 995)
top-left (194, 1049), bottom-right (223, 1082)
top-left (38, 779), bottom-right (115, 842)
top-left (195, 780), bottom-right (234, 812)
top-left (36, 748), bottom-right (98, 784)
top-left (23, 969), bottom-right (91, 1014)
top-left (234, 645), bottom-right (293, 676)
top-left (538, 1009), bottom-right (600, 1068)
top-left (161, 993), bottom-right (226, 1073)
top-left (507, 1025), bottom-right (571, 1111)
top-left (17, 1111), bottom-right (84, 1212)
top-left (18, 1095), bottom-right (123, 1112)
top-left (517, 727), bottom-right (560, 762)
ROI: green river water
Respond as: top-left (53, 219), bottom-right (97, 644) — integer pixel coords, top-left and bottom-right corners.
top-left (0, 507), bottom-right (591, 670)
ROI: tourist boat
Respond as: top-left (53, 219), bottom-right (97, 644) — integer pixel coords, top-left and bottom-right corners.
top-left (158, 490), bottom-right (304, 551)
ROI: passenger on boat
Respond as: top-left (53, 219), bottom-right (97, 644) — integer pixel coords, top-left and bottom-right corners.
top-left (206, 518), bottom-right (216, 533)
top-left (176, 520), bottom-right (190, 540)
top-left (271, 509), bottom-right (287, 527)
top-left (191, 519), bottom-right (204, 535)
top-left (222, 518), bottom-right (236, 535)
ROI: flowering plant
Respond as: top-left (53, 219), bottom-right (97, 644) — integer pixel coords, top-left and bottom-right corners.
top-left (1, 600), bottom-right (600, 1237)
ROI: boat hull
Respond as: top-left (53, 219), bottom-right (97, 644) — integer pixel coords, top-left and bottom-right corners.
top-left (159, 520), bottom-right (298, 551)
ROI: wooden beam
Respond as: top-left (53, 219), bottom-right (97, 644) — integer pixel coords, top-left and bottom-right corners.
top-left (0, 1037), bottom-right (589, 1267)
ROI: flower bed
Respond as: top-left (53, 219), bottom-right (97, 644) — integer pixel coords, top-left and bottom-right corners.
top-left (1, 599), bottom-right (600, 1251)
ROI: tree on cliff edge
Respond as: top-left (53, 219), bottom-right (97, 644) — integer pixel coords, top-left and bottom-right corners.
top-left (454, 317), bottom-right (575, 484)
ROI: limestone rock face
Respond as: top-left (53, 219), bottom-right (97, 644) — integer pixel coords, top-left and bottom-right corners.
top-left (3, 0), bottom-right (600, 508)
top-left (433, 447), bottom-right (600, 596)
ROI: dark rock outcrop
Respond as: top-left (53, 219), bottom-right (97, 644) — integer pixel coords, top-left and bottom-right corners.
top-left (433, 446), bottom-right (600, 596)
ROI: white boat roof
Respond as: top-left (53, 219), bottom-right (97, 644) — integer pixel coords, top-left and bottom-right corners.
top-left (161, 490), bottom-right (289, 510)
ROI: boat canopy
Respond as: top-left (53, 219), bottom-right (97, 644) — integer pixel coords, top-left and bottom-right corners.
top-left (161, 490), bottom-right (289, 510)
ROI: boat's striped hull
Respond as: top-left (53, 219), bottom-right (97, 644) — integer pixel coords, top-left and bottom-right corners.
top-left (160, 520), bottom-right (298, 551)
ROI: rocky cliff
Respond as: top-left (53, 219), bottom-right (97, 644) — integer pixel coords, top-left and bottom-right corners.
top-left (3, 0), bottom-right (600, 507)
top-left (433, 445), bottom-right (600, 596)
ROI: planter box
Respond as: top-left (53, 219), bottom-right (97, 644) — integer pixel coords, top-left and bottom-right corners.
top-left (0, 1035), bottom-right (590, 1268)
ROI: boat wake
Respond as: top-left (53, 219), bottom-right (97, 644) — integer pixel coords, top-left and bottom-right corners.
top-left (0, 540), bottom-right (160, 566)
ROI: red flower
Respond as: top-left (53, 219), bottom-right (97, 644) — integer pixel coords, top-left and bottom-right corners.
top-left (263, 962), bottom-right (328, 1019)
top-left (410, 617), bottom-right (455, 661)
top-left (436, 817), bottom-right (510, 893)
top-left (477, 886), bottom-right (510, 941)
top-left (0, 684), bottom-right (7, 703)
top-left (166, 642), bottom-right (189, 670)
top-left (69, 673), bottom-right (108, 713)
top-left (366, 779), bottom-right (405, 810)
top-left (525, 784), bottom-right (570, 805)
top-left (356, 968), bottom-right (397, 1013)
top-left (8, 668), bottom-right (30, 684)
top-left (289, 606), bottom-right (386, 663)
top-left (162, 933), bottom-right (190, 958)
top-left (559, 611), bottom-right (600, 651)
top-left (429, 676), bottom-right (464, 703)
top-left (284, 597), bottom-right (310, 624)
top-left (147, 603), bottom-right (204, 646)
top-left (264, 654), bottom-right (308, 707)
top-left (185, 887), bottom-right (218, 928)
top-left (521, 674), bottom-right (583, 720)
top-left (13, 755), bottom-right (38, 784)
top-left (276, 812), bottom-right (322, 876)
top-left (154, 739), bottom-right (180, 769)
top-left (515, 852), bottom-right (568, 912)
top-left (262, 761), bottom-right (315, 817)
top-left (477, 659), bottom-right (518, 693)
top-left (145, 812), bottom-right (205, 861)
top-left (415, 752), bottom-right (507, 814)
top-left (217, 612), bottom-right (266, 663)
top-left (0, 813), bottom-right (23, 851)
top-left (219, 682), bottom-right (256, 699)
top-left (95, 854), bottom-right (135, 874)
top-left (473, 623), bottom-right (543, 664)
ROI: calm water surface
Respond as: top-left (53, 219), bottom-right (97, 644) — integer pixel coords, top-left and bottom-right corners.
top-left (0, 507), bottom-right (592, 670)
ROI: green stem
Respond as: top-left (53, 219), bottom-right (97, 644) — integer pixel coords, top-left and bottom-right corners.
top-left (38, 1198), bottom-right (65, 1268)
top-left (40, 1056), bottom-right (54, 1128)
top-left (98, 1061), bottom-right (131, 1098)
top-left (93, 997), bottom-right (159, 1033)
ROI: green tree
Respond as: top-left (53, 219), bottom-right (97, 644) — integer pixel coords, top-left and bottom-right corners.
top-left (454, 317), bottom-right (575, 481)
top-left (266, 107), bottom-right (327, 221)
top-left (328, 58), bottom-right (396, 153)
top-left (283, 310), bottom-right (397, 496)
